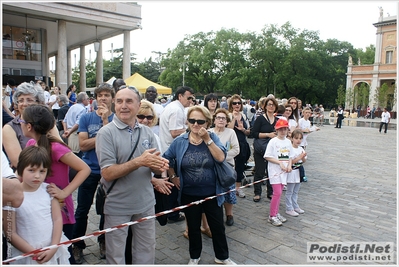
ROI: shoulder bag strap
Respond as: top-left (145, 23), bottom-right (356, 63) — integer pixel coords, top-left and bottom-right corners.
top-left (106, 127), bottom-right (141, 194)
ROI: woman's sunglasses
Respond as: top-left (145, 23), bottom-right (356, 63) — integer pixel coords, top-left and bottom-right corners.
top-left (137, 114), bottom-right (154, 120)
top-left (188, 119), bottom-right (206, 125)
top-left (232, 101), bottom-right (241, 105)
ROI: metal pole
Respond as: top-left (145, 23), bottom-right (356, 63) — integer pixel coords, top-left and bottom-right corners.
top-left (111, 43), bottom-right (113, 62)
top-left (182, 61), bottom-right (185, 86)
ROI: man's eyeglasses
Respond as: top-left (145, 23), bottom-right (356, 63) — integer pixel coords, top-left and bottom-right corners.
top-left (232, 102), bottom-right (241, 105)
top-left (188, 119), bottom-right (206, 125)
top-left (187, 96), bottom-right (194, 101)
top-left (137, 114), bottom-right (154, 120)
top-left (215, 116), bottom-right (226, 121)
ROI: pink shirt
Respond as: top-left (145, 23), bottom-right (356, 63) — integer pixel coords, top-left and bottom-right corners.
top-left (26, 139), bottom-right (76, 224)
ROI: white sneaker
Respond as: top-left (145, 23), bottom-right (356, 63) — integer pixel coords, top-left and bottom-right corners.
top-left (276, 213), bottom-right (287, 223)
top-left (283, 185), bottom-right (287, 191)
top-left (188, 258), bottom-right (200, 265)
top-left (215, 257), bottom-right (237, 265)
top-left (294, 208), bottom-right (305, 214)
top-left (285, 210), bottom-right (299, 217)
top-left (268, 216), bottom-right (282, 226)
top-left (236, 188), bottom-right (246, 198)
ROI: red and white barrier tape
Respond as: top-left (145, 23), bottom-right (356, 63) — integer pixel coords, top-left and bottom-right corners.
top-left (3, 166), bottom-right (299, 264)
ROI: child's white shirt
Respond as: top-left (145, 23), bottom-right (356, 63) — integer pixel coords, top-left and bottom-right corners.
top-left (298, 118), bottom-right (311, 147)
top-left (264, 137), bottom-right (294, 185)
top-left (287, 146), bottom-right (307, 183)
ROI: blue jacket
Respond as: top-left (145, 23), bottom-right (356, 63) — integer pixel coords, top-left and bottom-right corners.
top-left (163, 131), bottom-right (227, 206)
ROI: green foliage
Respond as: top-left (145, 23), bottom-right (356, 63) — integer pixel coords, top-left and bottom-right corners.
top-left (159, 22), bottom-right (359, 106)
top-left (354, 45), bottom-right (375, 65)
top-left (375, 83), bottom-right (389, 108)
top-left (336, 85), bottom-right (346, 107)
top-left (354, 83), bottom-right (370, 109)
top-left (72, 22), bottom-right (377, 108)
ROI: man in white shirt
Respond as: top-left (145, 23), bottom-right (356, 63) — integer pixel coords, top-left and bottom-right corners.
top-left (379, 107), bottom-right (391, 134)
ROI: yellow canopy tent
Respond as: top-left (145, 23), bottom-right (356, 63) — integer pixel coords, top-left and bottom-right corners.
top-left (124, 73), bottom-right (172, 94)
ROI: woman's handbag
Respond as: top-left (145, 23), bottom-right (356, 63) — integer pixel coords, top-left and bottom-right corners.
top-left (215, 160), bottom-right (237, 189)
top-left (253, 137), bottom-right (270, 155)
top-left (95, 128), bottom-right (141, 215)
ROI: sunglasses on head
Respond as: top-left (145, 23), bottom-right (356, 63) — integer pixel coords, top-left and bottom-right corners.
top-left (232, 101), bottom-right (241, 105)
top-left (188, 118), bottom-right (206, 125)
top-left (137, 114), bottom-right (154, 120)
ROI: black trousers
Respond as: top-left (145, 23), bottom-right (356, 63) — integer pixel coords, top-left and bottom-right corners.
top-left (253, 150), bottom-right (272, 197)
top-left (336, 116), bottom-right (343, 128)
top-left (181, 193), bottom-right (229, 260)
top-left (379, 122), bottom-right (388, 133)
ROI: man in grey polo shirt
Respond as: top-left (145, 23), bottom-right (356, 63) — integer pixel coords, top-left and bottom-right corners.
top-left (96, 86), bottom-right (169, 264)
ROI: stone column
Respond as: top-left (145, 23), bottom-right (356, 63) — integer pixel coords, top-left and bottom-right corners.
top-left (123, 30), bottom-right (131, 79)
top-left (56, 20), bottom-right (67, 94)
top-left (41, 29), bottom-right (49, 85)
top-left (96, 40), bottom-right (103, 86)
top-left (80, 45), bottom-right (86, 92)
top-left (67, 50), bottom-right (72, 87)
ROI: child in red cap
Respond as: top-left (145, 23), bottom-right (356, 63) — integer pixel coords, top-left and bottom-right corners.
top-left (264, 119), bottom-right (294, 226)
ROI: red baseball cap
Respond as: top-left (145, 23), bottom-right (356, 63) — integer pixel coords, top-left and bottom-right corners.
top-left (274, 119), bottom-right (289, 130)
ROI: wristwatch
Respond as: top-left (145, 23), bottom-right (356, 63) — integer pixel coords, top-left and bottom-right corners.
top-left (206, 139), bottom-right (214, 146)
top-left (169, 174), bottom-right (177, 180)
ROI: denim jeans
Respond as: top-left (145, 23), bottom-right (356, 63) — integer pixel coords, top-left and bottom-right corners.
top-left (72, 172), bottom-right (105, 249)
top-left (285, 183), bottom-right (301, 211)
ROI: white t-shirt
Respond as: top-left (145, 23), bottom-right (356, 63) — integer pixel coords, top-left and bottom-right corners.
top-left (381, 111), bottom-right (391, 123)
top-left (49, 94), bottom-right (60, 110)
top-left (264, 137), bottom-right (294, 185)
top-left (298, 118), bottom-right (311, 147)
top-left (43, 90), bottom-right (51, 105)
top-left (159, 100), bottom-right (187, 153)
top-left (2, 151), bottom-right (16, 178)
top-left (287, 146), bottom-right (306, 183)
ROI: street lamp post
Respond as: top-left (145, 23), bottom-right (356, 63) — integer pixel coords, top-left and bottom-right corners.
top-left (180, 59), bottom-right (188, 86)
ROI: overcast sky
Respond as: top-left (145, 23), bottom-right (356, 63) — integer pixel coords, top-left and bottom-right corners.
top-left (70, 1), bottom-right (398, 66)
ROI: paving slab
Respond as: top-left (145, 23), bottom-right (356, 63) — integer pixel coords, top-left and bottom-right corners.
top-left (72, 116), bottom-right (396, 265)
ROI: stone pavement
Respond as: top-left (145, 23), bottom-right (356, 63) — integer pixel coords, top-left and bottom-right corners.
top-left (74, 116), bottom-right (397, 265)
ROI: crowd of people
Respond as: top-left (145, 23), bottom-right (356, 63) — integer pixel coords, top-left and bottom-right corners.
top-left (1, 79), bottom-right (393, 265)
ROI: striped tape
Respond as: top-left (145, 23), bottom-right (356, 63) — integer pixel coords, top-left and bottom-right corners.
top-left (3, 166), bottom-right (300, 264)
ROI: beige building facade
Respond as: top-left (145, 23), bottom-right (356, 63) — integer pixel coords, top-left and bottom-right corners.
top-left (345, 9), bottom-right (397, 113)
top-left (2, 2), bottom-right (142, 94)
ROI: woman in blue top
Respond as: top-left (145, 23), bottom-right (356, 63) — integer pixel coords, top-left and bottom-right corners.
top-left (67, 84), bottom-right (77, 106)
top-left (163, 106), bottom-right (236, 265)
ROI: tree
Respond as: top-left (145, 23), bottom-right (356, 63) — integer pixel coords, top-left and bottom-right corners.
top-left (354, 45), bottom-right (375, 65)
top-left (374, 83), bottom-right (389, 108)
top-left (336, 85), bottom-right (346, 107)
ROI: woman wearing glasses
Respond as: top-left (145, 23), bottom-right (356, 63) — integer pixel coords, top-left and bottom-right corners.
top-left (163, 106), bottom-right (236, 265)
top-left (210, 108), bottom-right (240, 226)
top-left (136, 100), bottom-right (174, 197)
top-left (227, 94), bottom-right (251, 199)
top-left (2, 82), bottom-right (61, 168)
top-left (251, 96), bottom-right (279, 202)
